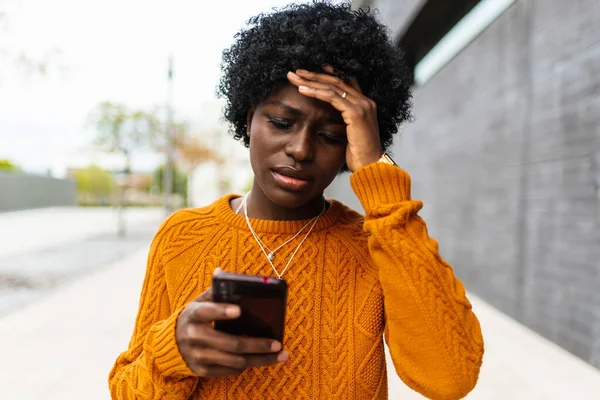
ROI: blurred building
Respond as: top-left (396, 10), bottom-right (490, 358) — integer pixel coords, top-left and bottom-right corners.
top-left (331, 0), bottom-right (600, 368)
top-left (0, 172), bottom-right (76, 211)
top-left (50, 147), bottom-right (162, 180)
top-left (187, 101), bottom-right (253, 208)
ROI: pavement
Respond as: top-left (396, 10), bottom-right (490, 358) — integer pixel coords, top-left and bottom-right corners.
top-left (0, 207), bottom-right (165, 317)
top-left (1, 207), bottom-right (600, 399)
top-left (0, 207), bottom-right (164, 259)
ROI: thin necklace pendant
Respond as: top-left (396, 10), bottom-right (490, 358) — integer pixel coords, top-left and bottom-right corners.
top-left (241, 194), bottom-right (320, 259)
top-left (242, 193), bottom-right (325, 279)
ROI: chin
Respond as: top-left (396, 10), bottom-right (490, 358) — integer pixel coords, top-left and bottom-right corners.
top-left (266, 187), bottom-right (316, 209)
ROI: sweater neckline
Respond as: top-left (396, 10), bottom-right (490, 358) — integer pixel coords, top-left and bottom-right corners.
top-left (215, 193), bottom-right (345, 234)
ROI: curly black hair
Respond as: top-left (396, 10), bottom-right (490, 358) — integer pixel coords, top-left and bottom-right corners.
top-left (217, 1), bottom-right (413, 157)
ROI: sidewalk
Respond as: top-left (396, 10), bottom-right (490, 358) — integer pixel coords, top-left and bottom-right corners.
top-left (0, 207), bottom-right (165, 317)
top-left (1, 248), bottom-right (599, 399)
top-left (0, 206), bottom-right (165, 258)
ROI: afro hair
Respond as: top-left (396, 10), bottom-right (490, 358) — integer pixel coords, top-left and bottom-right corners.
top-left (217, 1), bottom-right (413, 157)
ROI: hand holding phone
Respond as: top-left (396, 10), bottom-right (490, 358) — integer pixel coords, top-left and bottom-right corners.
top-left (212, 272), bottom-right (288, 344)
top-left (174, 269), bottom-right (288, 378)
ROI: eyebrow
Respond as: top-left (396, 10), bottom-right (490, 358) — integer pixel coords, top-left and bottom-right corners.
top-left (262, 100), bottom-right (303, 118)
top-left (262, 100), bottom-right (344, 125)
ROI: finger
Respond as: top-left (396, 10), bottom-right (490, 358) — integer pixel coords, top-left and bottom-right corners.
top-left (189, 347), bottom-right (248, 369)
top-left (296, 69), bottom-right (362, 98)
top-left (287, 72), bottom-right (358, 104)
top-left (190, 348), bottom-right (288, 371)
top-left (349, 75), bottom-right (362, 93)
top-left (321, 64), bottom-right (336, 75)
top-left (192, 267), bottom-right (226, 303)
top-left (193, 286), bottom-right (213, 303)
top-left (321, 64), bottom-right (363, 93)
top-left (202, 328), bottom-right (282, 354)
top-left (295, 71), bottom-right (361, 105)
top-left (242, 351), bottom-right (289, 368)
top-left (193, 351), bottom-right (288, 377)
top-left (288, 73), bottom-right (350, 103)
top-left (298, 85), bottom-right (354, 113)
top-left (287, 71), bottom-right (333, 92)
top-left (187, 301), bottom-right (241, 323)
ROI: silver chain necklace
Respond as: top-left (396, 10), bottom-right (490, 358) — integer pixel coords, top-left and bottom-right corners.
top-left (236, 196), bottom-right (319, 261)
top-left (240, 194), bottom-right (326, 279)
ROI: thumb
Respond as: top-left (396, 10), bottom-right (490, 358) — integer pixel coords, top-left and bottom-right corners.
top-left (194, 286), bottom-right (213, 302)
top-left (193, 268), bottom-right (224, 302)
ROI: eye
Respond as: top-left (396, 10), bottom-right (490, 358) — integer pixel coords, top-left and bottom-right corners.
top-left (319, 132), bottom-right (347, 144)
top-left (268, 118), bottom-right (292, 130)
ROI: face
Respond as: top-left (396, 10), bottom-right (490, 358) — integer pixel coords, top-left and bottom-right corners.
top-left (247, 83), bottom-right (347, 209)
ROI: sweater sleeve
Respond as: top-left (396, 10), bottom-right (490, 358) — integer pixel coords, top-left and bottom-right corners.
top-left (108, 217), bottom-right (199, 399)
top-left (350, 162), bottom-right (484, 400)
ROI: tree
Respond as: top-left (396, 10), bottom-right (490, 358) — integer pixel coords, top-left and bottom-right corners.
top-left (88, 101), bottom-right (160, 235)
top-left (150, 119), bottom-right (218, 173)
top-left (89, 102), bottom-right (160, 156)
top-left (89, 102), bottom-right (218, 220)
top-left (173, 127), bottom-right (219, 174)
top-left (152, 120), bottom-right (218, 208)
top-left (152, 165), bottom-right (188, 205)
top-left (74, 165), bottom-right (114, 205)
top-left (0, 159), bottom-right (20, 172)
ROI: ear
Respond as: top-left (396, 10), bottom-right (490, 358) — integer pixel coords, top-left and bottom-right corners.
top-left (246, 107), bottom-right (255, 137)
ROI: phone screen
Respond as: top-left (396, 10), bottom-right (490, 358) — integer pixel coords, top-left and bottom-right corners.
top-left (213, 274), bottom-right (287, 343)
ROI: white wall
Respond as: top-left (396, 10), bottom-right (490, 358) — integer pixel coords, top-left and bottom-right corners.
top-left (188, 142), bottom-right (253, 208)
top-left (188, 162), bottom-right (220, 208)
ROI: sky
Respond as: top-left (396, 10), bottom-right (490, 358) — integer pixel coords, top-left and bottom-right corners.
top-left (0, 0), bottom-right (304, 174)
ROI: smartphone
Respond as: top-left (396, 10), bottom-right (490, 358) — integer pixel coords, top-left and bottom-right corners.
top-left (212, 272), bottom-right (288, 344)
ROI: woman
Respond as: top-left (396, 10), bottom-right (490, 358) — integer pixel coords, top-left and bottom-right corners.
top-left (109, 2), bottom-right (484, 399)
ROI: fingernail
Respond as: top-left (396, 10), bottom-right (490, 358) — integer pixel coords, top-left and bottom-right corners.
top-left (287, 71), bottom-right (299, 78)
top-left (297, 69), bottom-right (308, 74)
top-left (271, 341), bottom-right (282, 352)
top-left (277, 351), bottom-right (289, 362)
top-left (214, 267), bottom-right (223, 275)
top-left (298, 85), bottom-right (310, 91)
top-left (225, 305), bottom-right (240, 318)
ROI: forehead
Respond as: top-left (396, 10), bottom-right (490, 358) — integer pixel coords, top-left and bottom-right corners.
top-left (258, 83), bottom-right (341, 119)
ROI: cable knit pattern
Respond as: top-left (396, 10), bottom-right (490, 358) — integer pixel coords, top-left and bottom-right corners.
top-left (109, 163), bottom-right (483, 400)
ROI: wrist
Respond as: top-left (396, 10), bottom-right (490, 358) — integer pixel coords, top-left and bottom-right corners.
top-left (154, 305), bottom-right (197, 378)
top-left (351, 152), bottom-right (396, 172)
top-left (350, 162), bottom-right (412, 210)
top-left (350, 149), bottom-right (384, 172)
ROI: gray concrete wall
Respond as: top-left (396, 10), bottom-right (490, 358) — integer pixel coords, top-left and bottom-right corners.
top-left (0, 173), bottom-right (77, 211)
top-left (333, 0), bottom-right (600, 368)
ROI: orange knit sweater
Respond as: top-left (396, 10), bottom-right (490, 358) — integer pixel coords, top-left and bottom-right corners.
top-left (109, 163), bottom-right (483, 400)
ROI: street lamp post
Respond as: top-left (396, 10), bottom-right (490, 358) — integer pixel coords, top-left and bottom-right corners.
top-left (164, 55), bottom-right (174, 215)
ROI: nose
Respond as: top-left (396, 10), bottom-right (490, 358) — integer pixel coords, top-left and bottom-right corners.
top-left (284, 129), bottom-right (314, 162)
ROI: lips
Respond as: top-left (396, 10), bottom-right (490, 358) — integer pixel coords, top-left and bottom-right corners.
top-left (271, 166), bottom-right (313, 191)
top-left (271, 166), bottom-right (313, 181)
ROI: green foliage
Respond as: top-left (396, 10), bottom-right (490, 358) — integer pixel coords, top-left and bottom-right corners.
top-left (74, 165), bottom-right (114, 197)
top-left (89, 101), bottom-right (161, 155)
top-left (152, 165), bottom-right (187, 199)
top-left (0, 159), bottom-right (20, 172)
